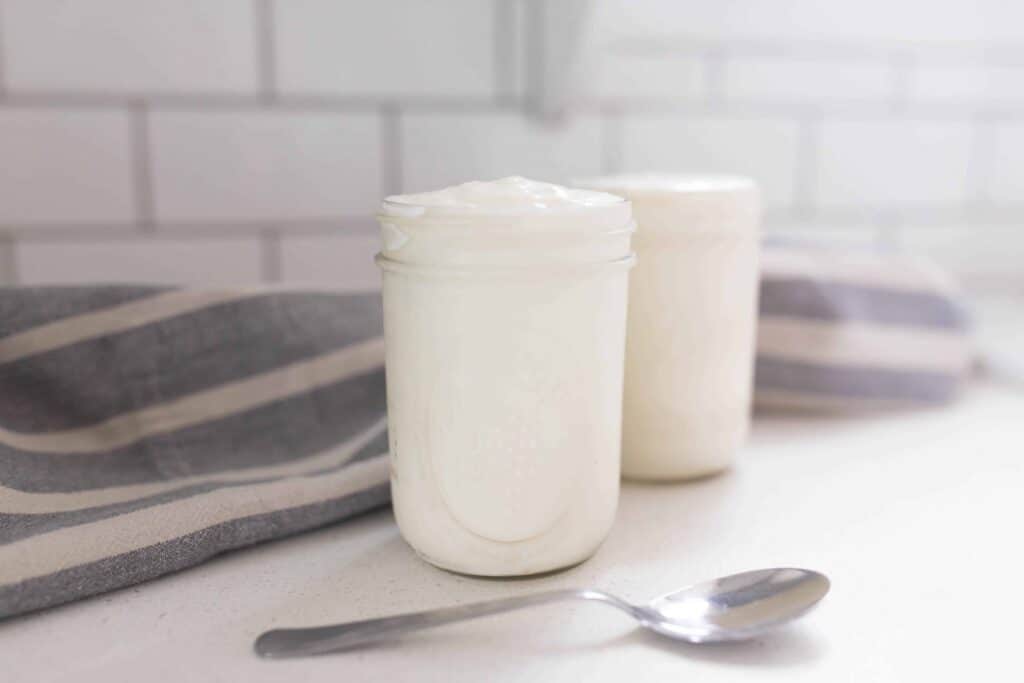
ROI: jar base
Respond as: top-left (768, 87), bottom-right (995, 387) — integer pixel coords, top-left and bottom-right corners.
top-left (411, 547), bottom-right (598, 578)
top-left (622, 459), bottom-right (735, 483)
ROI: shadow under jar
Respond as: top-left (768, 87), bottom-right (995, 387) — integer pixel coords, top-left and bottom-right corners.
top-left (376, 177), bottom-right (635, 576)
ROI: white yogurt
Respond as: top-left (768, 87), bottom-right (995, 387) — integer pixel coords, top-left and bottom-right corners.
top-left (377, 177), bottom-right (635, 575)
top-left (576, 175), bottom-right (761, 480)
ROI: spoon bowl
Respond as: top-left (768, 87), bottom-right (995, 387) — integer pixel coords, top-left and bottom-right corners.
top-left (255, 567), bottom-right (830, 658)
top-left (637, 568), bottom-right (830, 643)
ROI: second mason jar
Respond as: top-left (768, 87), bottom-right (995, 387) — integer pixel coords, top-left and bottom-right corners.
top-left (576, 175), bottom-right (761, 481)
top-left (376, 177), bottom-right (635, 576)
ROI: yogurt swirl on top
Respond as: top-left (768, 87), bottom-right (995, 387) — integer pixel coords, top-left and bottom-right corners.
top-left (382, 176), bottom-right (624, 216)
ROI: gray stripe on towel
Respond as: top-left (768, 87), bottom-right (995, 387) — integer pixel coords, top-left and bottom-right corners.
top-left (759, 279), bottom-right (968, 330)
top-left (754, 355), bottom-right (960, 402)
top-left (0, 293), bottom-right (382, 432)
top-left (0, 369), bottom-right (385, 492)
top-left (0, 430), bottom-right (389, 545)
top-left (0, 285), bottom-right (170, 339)
top-left (0, 481), bottom-right (391, 620)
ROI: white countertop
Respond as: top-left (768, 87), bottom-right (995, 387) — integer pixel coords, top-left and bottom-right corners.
top-left (5, 375), bottom-right (1023, 682)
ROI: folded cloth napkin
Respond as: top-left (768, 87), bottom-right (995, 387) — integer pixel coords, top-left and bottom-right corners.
top-left (0, 247), bottom-right (973, 619)
top-left (755, 244), bottom-right (972, 411)
top-left (0, 287), bottom-right (391, 619)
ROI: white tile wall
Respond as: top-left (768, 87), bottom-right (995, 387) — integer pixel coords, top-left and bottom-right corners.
top-left (150, 111), bottom-right (381, 223)
top-left (0, 0), bottom-right (1022, 292)
top-left (988, 123), bottom-right (1024, 203)
top-left (584, 53), bottom-right (705, 100)
top-left (763, 224), bottom-right (883, 249)
top-left (620, 115), bottom-right (801, 208)
top-left (595, 0), bottom-right (1024, 43)
top-left (401, 112), bottom-right (604, 191)
top-left (15, 238), bottom-right (263, 285)
top-left (910, 65), bottom-right (1024, 104)
top-left (724, 57), bottom-right (893, 102)
top-left (2, 0), bottom-right (257, 94)
top-left (816, 120), bottom-right (974, 207)
top-left (898, 224), bottom-right (1024, 292)
top-left (275, 0), bottom-right (496, 98)
top-left (0, 109), bottom-right (135, 225)
top-left (279, 233), bottom-right (381, 290)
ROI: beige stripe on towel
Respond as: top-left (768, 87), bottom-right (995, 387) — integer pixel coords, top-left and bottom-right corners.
top-left (754, 388), bottom-right (925, 413)
top-left (0, 417), bottom-right (387, 514)
top-left (0, 289), bottom-right (264, 365)
top-left (0, 337), bottom-right (385, 455)
top-left (0, 455), bottom-right (391, 586)
top-left (760, 248), bottom-right (960, 294)
top-left (757, 318), bottom-right (972, 372)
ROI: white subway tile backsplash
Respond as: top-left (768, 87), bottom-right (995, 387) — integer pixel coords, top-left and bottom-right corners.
top-left (987, 124), bottom-right (1024, 203)
top-left (279, 233), bottom-right (381, 290)
top-left (2, 0), bottom-right (257, 94)
top-left (0, 0), bottom-right (1021, 293)
top-left (584, 54), bottom-right (705, 100)
top-left (619, 115), bottom-right (800, 207)
top-left (15, 238), bottom-right (263, 285)
top-left (150, 111), bottom-right (381, 223)
top-left (763, 223), bottom-right (883, 249)
top-left (724, 57), bottom-right (893, 102)
top-left (595, 0), bottom-right (1024, 44)
top-left (0, 109), bottom-right (135, 226)
top-left (276, 0), bottom-right (496, 98)
top-left (816, 120), bottom-right (973, 207)
top-left (910, 65), bottom-right (1024, 104)
top-left (401, 113), bottom-right (604, 191)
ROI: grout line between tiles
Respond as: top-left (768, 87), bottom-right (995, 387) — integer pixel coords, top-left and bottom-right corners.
top-left (6, 89), bottom-right (1024, 123)
top-left (0, 220), bottom-right (380, 242)
top-left (581, 97), bottom-right (1024, 121)
top-left (967, 117), bottom-right (995, 204)
top-left (524, 0), bottom-right (545, 115)
top-left (512, 0), bottom-right (529, 100)
top-left (703, 47), bottom-right (727, 108)
top-left (0, 92), bottom-right (520, 112)
top-left (493, 0), bottom-right (513, 100)
top-left (380, 104), bottom-right (402, 195)
top-left (611, 35), bottom-right (1024, 63)
top-left (254, 0), bottom-right (277, 103)
top-left (889, 51), bottom-right (915, 114)
top-left (600, 107), bottom-right (623, 174)
top-left (793, 110), bottom-right (821, 221)
top-left (0, 1), bottom-right (6, 99)
top-left (0, 236), bottom-right (16, 285)
top-left (261, 229), bottom-right (282, 283)
top-left (12, 206), bottom-right (1024, 243)
top-left (131, 102), bottom-right (156, 231)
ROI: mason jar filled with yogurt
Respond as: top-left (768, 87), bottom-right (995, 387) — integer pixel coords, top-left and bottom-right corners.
top-left (376, 177), bottom-right (635, 576)
top-left (576, 175), bottom-right (761, 481)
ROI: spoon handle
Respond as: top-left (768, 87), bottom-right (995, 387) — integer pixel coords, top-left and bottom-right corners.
top-left (255, 588), bottom-right (633, 658)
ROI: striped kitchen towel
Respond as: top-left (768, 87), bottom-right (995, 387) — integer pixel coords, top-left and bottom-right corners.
top-left (0, 287), bottom-right (390, 619)
top-left (0, 249), bottom-right (973, 619)
top-left (754, 245), bottom-right (973, 411)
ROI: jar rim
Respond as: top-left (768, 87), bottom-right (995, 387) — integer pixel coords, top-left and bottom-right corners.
top-left (377, 211), bottom-right (637, 237)
top-left (375, 251), bottom-right (637, 277)
top-left (573, 174), bottom-right (758, 199)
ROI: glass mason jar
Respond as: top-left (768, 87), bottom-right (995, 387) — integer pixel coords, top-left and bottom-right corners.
top-left (576, 175), bottom-right (761, 480)
top-left (375, 178), bottom-right (635, 576)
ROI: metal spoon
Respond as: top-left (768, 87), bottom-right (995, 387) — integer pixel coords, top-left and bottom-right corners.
top-left (254, 567), bottom-right (829, 658)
